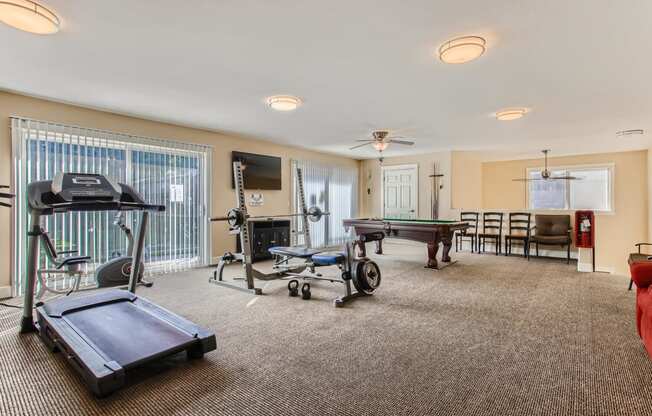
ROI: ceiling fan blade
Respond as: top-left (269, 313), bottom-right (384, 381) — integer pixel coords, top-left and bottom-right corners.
top-left (388, 139), bottom-right (414, 145)
top-left (512, 178), bottom-right (543, 182)
top-left (0, 192), bottom-right (14, 199)
top-left (0, 185), bottom-right (9, 189)
top-left (548, 176), bottom-right (581, 180)
top-left (0, 201), bottom-right (11, 208)
top-left (349, 142), bottom-right (373, 150)
top-left (355, 139), bottom-right (374, 142)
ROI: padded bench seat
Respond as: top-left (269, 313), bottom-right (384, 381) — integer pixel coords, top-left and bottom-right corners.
top-left (312, 252), bottom-right (345, 266)
top-left (268, 246), bottom-right (324, 258)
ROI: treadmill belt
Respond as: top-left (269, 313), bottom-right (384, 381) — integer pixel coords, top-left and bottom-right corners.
top-left (64, 301), bottom-right (195, 367)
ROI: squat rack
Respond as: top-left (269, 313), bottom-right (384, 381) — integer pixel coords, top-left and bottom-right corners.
top-left (208, 161), bottom-right (318, 294)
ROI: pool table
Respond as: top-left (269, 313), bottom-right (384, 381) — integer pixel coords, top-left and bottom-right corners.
top-left (343, 218), bottom-right (468, 269)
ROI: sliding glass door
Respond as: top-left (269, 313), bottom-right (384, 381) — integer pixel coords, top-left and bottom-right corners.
top-left (292, 160), bottom-right (358, 248)
top-left (11, 118), bottom-right (212, 295)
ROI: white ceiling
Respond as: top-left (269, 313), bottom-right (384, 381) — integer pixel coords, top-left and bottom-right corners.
top-left (2, 0), bottom-right (651, 160)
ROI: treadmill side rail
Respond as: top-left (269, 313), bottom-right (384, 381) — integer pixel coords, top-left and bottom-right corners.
top-left (37, 307), bottom-right (125, 397)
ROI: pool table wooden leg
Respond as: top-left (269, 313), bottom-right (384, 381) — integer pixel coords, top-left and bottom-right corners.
top-left (441, 232), bottom-right (453, 263)
top-left (426, 241), bottom-right (440, 269)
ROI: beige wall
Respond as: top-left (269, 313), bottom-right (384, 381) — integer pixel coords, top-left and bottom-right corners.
top-left (451, 151), bottom-right (483, 210)
top-left (482, 150), bottom-right (648, 275)
top-left (649, 148), bottom-right (652, 242)
top-left (360, 151), bottom-right (453, 220)
top-left (0, 91), bottom-right (359, 293)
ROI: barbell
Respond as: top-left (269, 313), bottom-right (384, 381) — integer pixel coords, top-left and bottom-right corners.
top-left (211, 206), bottom-right (329, 228)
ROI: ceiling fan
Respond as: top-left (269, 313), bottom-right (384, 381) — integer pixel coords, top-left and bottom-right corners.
top-left (512, 150), bottom-right (581, 181)
top-left (349, 130), bottom-right (415, 152)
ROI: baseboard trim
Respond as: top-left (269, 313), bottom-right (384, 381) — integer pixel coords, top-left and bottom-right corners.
top-left (0, 286), bottom-right (12, 300)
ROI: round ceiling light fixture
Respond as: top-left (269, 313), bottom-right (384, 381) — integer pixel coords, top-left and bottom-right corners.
top-left (0, 0), bottom-right (60, 34)
top-left (438, 36), bottom-right (486, 64)
top-left (266, 95), bottom-right (302, 112)
top-left (495, 108), bottom-right (528, 121)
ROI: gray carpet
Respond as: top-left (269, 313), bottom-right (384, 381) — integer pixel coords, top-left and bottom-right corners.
top-left (1, 241), bottom-right (651, 416)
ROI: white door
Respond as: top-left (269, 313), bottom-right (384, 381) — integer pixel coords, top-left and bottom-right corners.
top-left (382, 165), bottom-right (418, 219)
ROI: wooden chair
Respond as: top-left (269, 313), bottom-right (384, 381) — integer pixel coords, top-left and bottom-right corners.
top-left (478, 212), bottom-right (504, 255)
top-left (504, 212), bottom-right (532, 258)
top-left (455, 212), bottom-right (479, 253)
top-left (528, 214), bottom-right (572, 264)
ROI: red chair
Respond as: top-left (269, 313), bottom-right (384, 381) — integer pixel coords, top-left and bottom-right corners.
top-left (629, 247), bottom-right (652, 357)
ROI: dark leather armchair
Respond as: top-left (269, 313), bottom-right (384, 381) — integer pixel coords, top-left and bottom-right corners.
top-left (629, 243), bottom-right (652, 290)
top-left (528, 214), bottom-right (572, 263)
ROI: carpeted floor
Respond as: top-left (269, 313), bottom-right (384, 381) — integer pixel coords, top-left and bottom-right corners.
top-left (1, 241), bottom-right (651, 416)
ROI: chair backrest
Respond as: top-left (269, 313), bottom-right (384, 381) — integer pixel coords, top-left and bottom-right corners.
top-left (509, 212), bottom-right (531, 235)
top-left (483, 212), bottom-right (503, 235)
top-left (460, 211), bottom-right (479, 234)
top-left (534, 214), bottom-right (570, 236)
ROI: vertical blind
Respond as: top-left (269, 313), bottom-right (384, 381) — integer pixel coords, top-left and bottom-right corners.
top-left (292, 159), bottom-right (358, 248)
top-left (11, 117), bottom-right (212, 296)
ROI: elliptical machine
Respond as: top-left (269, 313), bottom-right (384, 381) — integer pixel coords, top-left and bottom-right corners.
top-left (96, 212), bottom-right (150, 288)
top-left (36, 212), bottom-right (150, 298)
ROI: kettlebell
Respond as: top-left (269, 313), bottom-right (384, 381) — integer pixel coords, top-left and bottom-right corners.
top-left (288, 280), bottom-right (299, 297)
top-left (301, 283), bottom-right (311, 300)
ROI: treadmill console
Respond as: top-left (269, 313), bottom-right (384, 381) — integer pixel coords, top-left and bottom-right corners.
top-left (52, 173), bottom-right (122, 201)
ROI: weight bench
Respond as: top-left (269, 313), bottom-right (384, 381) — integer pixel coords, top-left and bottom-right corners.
top-left (268, 243), bottom-right (380, 306)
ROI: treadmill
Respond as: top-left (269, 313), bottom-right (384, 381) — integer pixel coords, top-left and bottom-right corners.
top-left (20, 172), bottom-right (217, 397)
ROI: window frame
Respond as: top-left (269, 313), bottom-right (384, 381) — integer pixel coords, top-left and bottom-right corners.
top-left (525, 162), bottom-right (615, 214)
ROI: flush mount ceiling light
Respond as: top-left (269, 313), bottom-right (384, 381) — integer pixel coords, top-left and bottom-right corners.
top-left (438, 36), bottom-right (486, 64)
top-left (266, 95), bottom-right (302, 112)
top-left (495, 108), bottom-right (528, 121)
top-left (616, 129), bottom-right (644, 137)
top-left (0, 0), bottom-right (59, 34)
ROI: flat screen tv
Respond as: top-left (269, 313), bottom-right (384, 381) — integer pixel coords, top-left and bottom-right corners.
top-left (231, 151), bottom-right (282, 190)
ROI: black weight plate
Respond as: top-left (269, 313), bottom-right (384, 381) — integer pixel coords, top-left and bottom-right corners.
top-left (352, 260), bottom-right (381, 295)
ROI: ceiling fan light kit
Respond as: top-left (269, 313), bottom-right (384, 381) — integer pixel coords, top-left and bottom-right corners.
top-left (438, 36), bottom-right (486, 64)
top-left (372, 142), bottom-right (389, 151)
top-left (266, 95), bottom-right (302, 111)
top-left (496, 108), bottom-right (528, 121)
top-left (0, 0), bottom-right (59, 34)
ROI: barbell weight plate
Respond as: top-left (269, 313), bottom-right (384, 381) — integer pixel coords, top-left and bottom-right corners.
top-left (352, 259), bottom-right (381, 295)
top-left (226, 208), bottom-right (245, 227)
top-left (307, 206), bottom-right (322, 223)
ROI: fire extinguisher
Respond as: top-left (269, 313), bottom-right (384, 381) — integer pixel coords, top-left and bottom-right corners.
top-left (579, 217), bottom-right (592, 247)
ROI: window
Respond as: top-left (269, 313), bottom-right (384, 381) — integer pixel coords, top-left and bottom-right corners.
top-left (11, 118), bottom-right (212, 295)
top-left (527, 165), bottom-right (613, 212)
top-left (292, 160), bottom-right (358, 248)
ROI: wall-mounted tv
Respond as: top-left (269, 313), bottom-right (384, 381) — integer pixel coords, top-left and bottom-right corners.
top-left (231, 151), bottom-right (282, 190)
